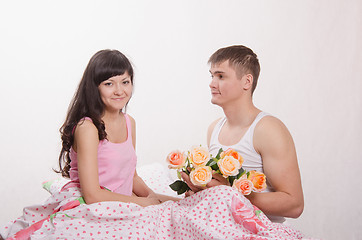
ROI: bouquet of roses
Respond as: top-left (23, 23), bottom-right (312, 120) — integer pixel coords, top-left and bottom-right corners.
top-left (166, 146), bottom-right (267, 195)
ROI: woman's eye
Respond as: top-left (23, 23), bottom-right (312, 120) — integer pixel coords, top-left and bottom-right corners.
top-left (104, 82), bottom-right (112, 86)
top-left (123, 80), bottom-right (130, 85)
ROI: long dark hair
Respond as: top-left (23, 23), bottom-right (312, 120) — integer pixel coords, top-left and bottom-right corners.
top-left (56, 49), bottom-right (134, 178)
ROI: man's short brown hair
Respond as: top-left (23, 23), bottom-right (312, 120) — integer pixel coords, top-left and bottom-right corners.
top-left (208, 45), bottom-right (260, 93)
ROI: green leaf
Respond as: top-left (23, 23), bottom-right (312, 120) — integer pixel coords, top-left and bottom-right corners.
top-left (177, 182), bottom-right (191, 195)
top-left (255, 209), bottom-right (262, 218)
top-left (169, 180), bottom-right (191, 195)
top-left (215, 148), bottom-right (223, 159)
top-left (77, 197), bottom-right (86, 205)
top-left (206, 158), bottom-right (220, 171)
top-left (211, 163), bottom-right (219, 171)
top-left (206, 159), bottom-right (217, 167)
top-left (42, 180), bottom-right (54, 192)
top-left (185, 158), bottom-right (192, 172)
top-left (228, 168), bottom-right (246, 186)
top-left (177, 170), bottom-right (182, 180)
top-left (228, 176), bottom-right (236, 185)
top-left (169, 180), bottom-right (184, 191)
top-left (206, 159), bottom-right (214, 166)
top-left (236, 167), bottom-right (246, 179)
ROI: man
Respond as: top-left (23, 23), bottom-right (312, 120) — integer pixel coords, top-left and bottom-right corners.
top-left (182, 45), bottom-right (304, 223)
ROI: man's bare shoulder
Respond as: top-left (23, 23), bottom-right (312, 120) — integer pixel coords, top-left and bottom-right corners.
top-left (207, 117), bottom-right (222, 146)
top-left (256, 115), bottom-right (289, 133)
top-left (254, 115), bottom-right (294, 153)
top-left (208, 117), bottom-right (222, 131)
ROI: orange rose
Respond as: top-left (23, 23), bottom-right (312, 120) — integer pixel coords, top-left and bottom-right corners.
top-left (190, 166), bottom-right (212, 186)
top-left (220, 148), bottom-right (244, 165)
top-left (217, 155), bottom-right (241, 177)
top-left (248, 170), bottom-right (267, 192)
top-left (188, 146), bottom-right (210, 167)
top-left (232, 175), bottom-right (253, 195)
top-left (166, 150), bottom-right (186, 169)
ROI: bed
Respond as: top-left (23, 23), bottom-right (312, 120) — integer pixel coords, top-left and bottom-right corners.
top-left (1, 163), bottom-right (312, 239)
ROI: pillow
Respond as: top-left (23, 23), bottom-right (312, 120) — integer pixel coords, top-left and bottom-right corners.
top-left (43, 162), bottom-right (181, 197)
top-left (136, 162), bottom-right (181, 197)
top-left (42, 178), bottom-right (70, 194)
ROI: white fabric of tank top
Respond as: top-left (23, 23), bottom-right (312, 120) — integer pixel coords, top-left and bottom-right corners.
top-left (209, 111), bottom-right (285, 223)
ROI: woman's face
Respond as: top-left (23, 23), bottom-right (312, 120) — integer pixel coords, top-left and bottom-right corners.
top-left (98, 72), bottom-right (133, 113)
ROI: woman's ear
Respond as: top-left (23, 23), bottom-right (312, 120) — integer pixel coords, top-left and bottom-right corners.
top-left (242, 74), bottom-right (253, 90)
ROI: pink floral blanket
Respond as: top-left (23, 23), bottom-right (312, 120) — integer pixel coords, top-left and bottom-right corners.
top-left (1, 185), bottom-right (311, 240)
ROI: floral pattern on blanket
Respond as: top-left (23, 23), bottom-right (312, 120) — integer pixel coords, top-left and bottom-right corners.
top-left (1, 184), bottom-right (312, 240)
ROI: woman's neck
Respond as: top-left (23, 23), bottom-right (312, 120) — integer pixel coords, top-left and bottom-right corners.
top-left (101, 110), bottom-right (123, 123)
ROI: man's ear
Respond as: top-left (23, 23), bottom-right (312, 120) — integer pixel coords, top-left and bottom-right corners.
top-left (242, 74), bottom-right (253, 90)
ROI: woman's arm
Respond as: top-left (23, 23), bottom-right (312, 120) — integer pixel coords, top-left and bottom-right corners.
top-left (132, 170), bottom-right (155, 197)
top-left (74, 120), bottom-right (160, 207)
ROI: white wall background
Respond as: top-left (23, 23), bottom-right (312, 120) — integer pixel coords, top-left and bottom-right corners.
top-left (0, 1), bottom-right (361, 239)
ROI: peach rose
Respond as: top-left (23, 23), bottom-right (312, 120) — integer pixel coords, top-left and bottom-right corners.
top-left (248, 170), bottom-right (267, 192)
top-left (220, 148), bottom-right (244, 165)
top-left (188, 146), bottom-right (210, 167)
top-left (217, 155), bottom-right (241, 177)
top-left (189, 166), bottom-right (213, 186)
top-left (232, 175), bottom-right (253, 195)
top-left (166, 150), bottom-right (186, 169)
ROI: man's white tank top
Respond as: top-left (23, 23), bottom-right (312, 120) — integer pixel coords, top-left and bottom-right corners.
top-left (209, 111), bottom-right (285, 223)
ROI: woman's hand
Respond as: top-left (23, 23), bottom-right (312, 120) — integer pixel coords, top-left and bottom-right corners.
top-left (137, 196), bottom-right (162, 207)
top-left (148, 192), bottom-right (182, 203)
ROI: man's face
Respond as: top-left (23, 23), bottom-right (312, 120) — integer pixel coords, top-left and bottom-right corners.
top-left (209, 60), bottom-right (244, 107)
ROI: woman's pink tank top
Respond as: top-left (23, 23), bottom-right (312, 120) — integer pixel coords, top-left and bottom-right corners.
top-left (67, 113), bottom-right (137, 196)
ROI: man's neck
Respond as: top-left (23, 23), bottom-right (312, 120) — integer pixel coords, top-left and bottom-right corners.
top-left (222, 100), bottom-right (260, 129)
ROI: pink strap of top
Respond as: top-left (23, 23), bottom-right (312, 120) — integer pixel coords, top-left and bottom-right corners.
top-left (64, 114), bottom-right (137, 196)
top-left (71, 117), bottom-right (92, 135)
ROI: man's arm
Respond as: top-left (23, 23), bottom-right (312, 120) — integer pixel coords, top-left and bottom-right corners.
top-left (250, 116), bottom-right (304, 218)
top-left (182, 116), bottom-right (304, 218)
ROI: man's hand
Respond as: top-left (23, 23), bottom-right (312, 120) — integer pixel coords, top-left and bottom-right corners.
top-left (206, 171), bottom-right (230, 187)
top-left (181, 171), bottom-right (230, 197)
top-left (180, 171), bottom-right (205, 193)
